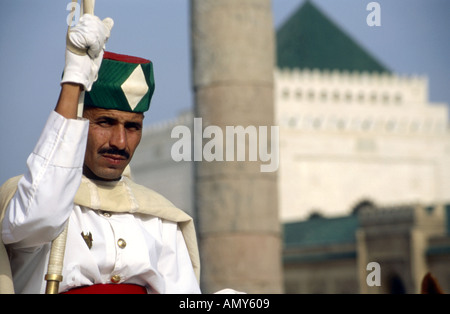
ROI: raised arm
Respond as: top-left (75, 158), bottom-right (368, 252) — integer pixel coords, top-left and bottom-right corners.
top-left (1, 14), bottom-right (113, 249)
top-left (55, 83), bottom-right (82, 120)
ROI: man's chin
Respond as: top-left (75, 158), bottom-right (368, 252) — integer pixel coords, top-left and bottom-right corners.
top-left (84, 165), bottom-right (125, 181)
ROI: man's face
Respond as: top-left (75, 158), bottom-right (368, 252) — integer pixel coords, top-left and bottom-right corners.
top-left (83, 107), bottom-right (144, 181)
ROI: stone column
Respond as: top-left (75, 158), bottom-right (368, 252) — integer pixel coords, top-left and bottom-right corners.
top-left (190, 0), bottom-right (283, 293)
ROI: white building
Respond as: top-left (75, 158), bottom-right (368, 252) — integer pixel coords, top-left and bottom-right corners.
top-left (130, 2), bottom-right (450, 222)
top-left (276, 69), bottom-right (450, 221)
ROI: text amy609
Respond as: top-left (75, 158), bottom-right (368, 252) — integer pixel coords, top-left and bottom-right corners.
top-left (179, 297), bottom-right (270, 311)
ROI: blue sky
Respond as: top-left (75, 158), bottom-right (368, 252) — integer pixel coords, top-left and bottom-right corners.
top-left (1, 0), bottom-right (449, 184)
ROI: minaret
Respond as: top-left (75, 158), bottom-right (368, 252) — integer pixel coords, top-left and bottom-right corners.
top-left (190, 0), bottom-right (283, 293)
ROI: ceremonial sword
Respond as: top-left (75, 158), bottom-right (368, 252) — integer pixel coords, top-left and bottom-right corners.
top-left (44, 0), bottom-right (95, 294)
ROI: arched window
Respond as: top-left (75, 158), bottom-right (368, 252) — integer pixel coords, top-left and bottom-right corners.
top-left (351, 200), bottom-right (376, 215)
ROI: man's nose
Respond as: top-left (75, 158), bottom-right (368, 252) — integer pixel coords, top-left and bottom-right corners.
top-left (109, 125), bottom-right (127, 150)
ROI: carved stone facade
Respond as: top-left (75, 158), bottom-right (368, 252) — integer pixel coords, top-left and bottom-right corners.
top-left (276, 69), bottom-right (450, 221)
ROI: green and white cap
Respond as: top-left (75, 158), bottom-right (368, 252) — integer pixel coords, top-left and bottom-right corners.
top-left (84, 51), bottom-right (155, 113)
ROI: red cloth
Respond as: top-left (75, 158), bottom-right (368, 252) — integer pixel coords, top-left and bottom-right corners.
top-left (103, 51), bottom-right (151, 64)
top-left (62, 284), bottom-right (147, 294)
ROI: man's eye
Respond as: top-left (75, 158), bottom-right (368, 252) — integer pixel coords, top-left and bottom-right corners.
top-left (126, 123), bottom-right (142, 131)
top-left (98, 120), bottom-right (112, 126)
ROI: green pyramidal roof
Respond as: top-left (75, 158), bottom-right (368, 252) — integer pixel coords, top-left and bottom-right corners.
top-left (276, 1), bottom-right (390, 73)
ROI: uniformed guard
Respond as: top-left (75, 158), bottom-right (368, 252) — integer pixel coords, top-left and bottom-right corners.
top-left (0, 7), bottom-right (200, 294)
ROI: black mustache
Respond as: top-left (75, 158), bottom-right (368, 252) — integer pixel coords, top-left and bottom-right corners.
top-left (98, 148), bottom-right (130, 159)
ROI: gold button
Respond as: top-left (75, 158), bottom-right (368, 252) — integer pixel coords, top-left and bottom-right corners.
top-left (111, 275), bottom-right (121, 283)
top-left (117, 238), bottom-right (127, 249)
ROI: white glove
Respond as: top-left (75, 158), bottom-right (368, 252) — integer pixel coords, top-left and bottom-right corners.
top-left (61, 14), bottom-right (114, 91)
